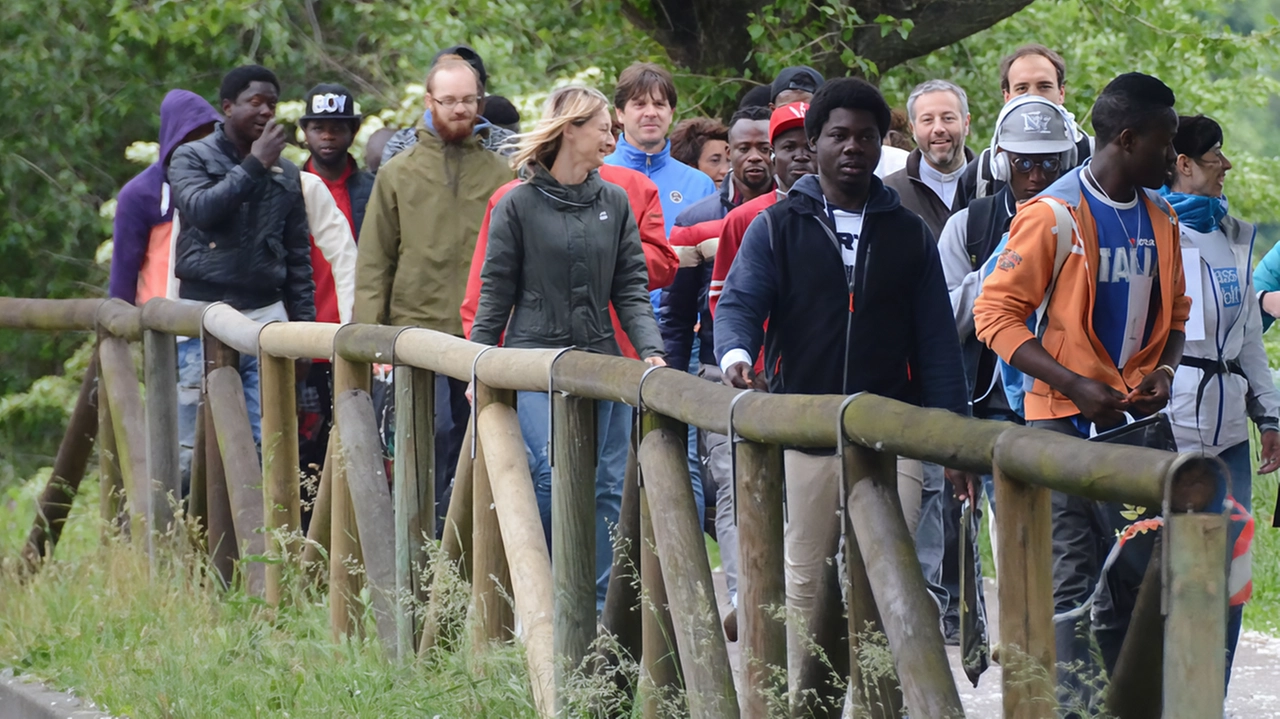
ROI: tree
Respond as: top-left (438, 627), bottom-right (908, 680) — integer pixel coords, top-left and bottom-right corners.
top-left (625, 0), bottom-right (1033, 81)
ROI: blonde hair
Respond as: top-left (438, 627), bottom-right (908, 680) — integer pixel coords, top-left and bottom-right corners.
top-left (509, 85), bottom-right (610, 171)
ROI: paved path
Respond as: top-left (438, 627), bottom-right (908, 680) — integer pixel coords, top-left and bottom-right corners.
top-left (712, 571), bottom-right (1280, 716)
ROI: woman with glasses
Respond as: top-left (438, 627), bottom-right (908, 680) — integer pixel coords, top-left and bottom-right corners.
top-left (470, 86), bottom-right (666, 610)
top-left (1164, 114), bottom-right (1280, 688)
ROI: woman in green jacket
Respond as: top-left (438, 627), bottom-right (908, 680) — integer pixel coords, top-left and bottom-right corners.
top-left (471, 86), bottom-right (665, 609)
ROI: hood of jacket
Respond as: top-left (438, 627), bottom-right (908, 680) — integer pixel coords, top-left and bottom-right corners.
top-left (611, 135), bottom-right (672, 172)
top-left (159, 90), bottom-right (222, 168)
top-left (526, 165), bottom-right (605, 209)
top-left (786, 172), bottom-right (902, 216)
top-left (1161, 187), bottom-right (1229, 233)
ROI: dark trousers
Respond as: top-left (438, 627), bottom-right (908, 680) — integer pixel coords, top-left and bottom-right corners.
top-left (434, 374), bottom-right (470, 532)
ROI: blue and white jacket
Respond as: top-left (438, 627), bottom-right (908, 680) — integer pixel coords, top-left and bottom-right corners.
top-left (604, 135), bottom-right (716, 237)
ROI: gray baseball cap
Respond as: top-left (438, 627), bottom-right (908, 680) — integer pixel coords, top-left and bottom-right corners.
top-left (995, 97), bottom-right (1075, 154)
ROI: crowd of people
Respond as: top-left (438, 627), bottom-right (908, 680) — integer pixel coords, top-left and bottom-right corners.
top-left (107, 40), bottom-right (1280, 712)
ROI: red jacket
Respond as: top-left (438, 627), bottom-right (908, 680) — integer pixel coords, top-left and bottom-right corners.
top-left (461, 165), bottom-right (678, 359)
top-left (709, 191), bottom-right (780, 317)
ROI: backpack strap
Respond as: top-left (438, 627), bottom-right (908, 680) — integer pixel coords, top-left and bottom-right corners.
top-left (1034, 198), bottom-right (1077, 337)
top-left (965, 196), bottom-right (1001, 270)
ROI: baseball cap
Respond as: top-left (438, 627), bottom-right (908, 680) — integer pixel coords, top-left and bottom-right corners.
top-left (995, 96), bottom-right (1075, 154)
top-left (770, 66), bottom-right (824, 102)
top-left (769, 102), bottom-right (809, 143)
top-left (434, 44), bottom-right (488, 89)
top-left (300, 83), bottom-right (360, 122)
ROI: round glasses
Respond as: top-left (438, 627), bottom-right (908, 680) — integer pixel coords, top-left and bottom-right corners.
top-left (1011, 156), bottom-right (1062, 175)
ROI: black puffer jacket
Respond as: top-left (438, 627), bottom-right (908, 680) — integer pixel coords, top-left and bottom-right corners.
top-left (470, 165), bottom-right (663, 358)
top-left (169, 124), bottom-right (315, 320)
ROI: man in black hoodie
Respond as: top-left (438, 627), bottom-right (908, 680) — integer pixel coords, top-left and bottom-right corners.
top-left (715, 77), bottom-right (970, 683)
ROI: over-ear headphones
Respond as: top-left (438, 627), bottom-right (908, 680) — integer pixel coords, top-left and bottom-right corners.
top-left (988, 95), bottom-right (1078, 182)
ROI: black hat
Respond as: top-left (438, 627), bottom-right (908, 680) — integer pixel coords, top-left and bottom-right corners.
top-left (300, 83), bottom-right (360, 123)
top-left (770, 66), bottom-right (824, 102)
top-left (434, 44), bottom-right (488, 89)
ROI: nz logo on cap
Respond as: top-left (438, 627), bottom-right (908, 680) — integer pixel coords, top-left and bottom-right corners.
top-left (1022, 110), bottom-right (1052, 135)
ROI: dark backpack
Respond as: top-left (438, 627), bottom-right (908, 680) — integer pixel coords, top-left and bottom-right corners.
top-left (964, 195), bottom-right (1008, 271)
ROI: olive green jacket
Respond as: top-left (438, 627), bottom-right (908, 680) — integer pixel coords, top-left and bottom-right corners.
top-left (354, 125), bottom-right (512, 334)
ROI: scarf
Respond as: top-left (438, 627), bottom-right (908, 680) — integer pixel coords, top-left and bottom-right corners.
top-left (1161, 188), bottom-right (1229, 233)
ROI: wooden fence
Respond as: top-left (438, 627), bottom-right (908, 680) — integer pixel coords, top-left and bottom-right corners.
top-left (3, 296), bottom-right (1228, 719)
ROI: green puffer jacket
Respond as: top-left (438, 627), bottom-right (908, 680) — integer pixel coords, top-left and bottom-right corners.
top-left (470, 165), bottom-right (664, 358)
top-left (354, 125), bottom-right (512, 334)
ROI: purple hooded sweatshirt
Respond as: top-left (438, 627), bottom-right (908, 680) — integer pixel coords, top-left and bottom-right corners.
top-left (109, 90), bottom-right (221, 304)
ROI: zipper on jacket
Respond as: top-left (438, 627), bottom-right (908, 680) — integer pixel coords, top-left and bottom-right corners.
top-left (811, 209), bottom-right (872, 395)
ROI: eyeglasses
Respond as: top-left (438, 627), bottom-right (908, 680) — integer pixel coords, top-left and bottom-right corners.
top-left (432, 96), bottom-right (479, 109)
top-left (1011, 157), bottom-right (1062, 174)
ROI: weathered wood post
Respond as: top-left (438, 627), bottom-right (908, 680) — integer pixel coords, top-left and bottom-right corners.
top-left (552, 392), bottom-right (597, 705)
top-left (23, 354), bottom-right (98, 569)
top-left (393, 364), bottom-right (435, 658)
top-left (471, 379), bottom-right (516, 647)
top-left (479, 400), bottom-right (557, 718)
top-left (419, 421), bottom-right (475, 657)
top-left (300, 434), bottom-right (333, 573)
top-left (143, 327), bottom-right (180, 534)
top-left (203, 332), bottom-right (238, 585)
top-left (98, 364), bottom-right (124, 538)
top-left (330, 345), bottom-right (370, 641)
top-left (844, 441), bottom-right (964, 718)
top-left (735, 439), bottom-right (786, 719)
top-left (842, 443), bottom-right (903, 719)
top-left (638, 410), bottom-right (682, 718)
top-left (1104, 538), bottom-right (1164, 719)
top-left (188, 405), bottom-right (208, 541)
top-left (207, 366), bottom-right (267, 597)
top-left (99, 334), bottom-right (154, 561)
top-left (1163, 511), bottom-right (1227, 717)
top-left (259, 350), bottom-right (300, 606)
top-left (597, 441), bottom-right (643, 680)
top-left (990, 445), bottom-right (1056, 719)
top-left (639, 426), bottom-right (739, 719)
top-left (336, 389), bottom-right (400, 655)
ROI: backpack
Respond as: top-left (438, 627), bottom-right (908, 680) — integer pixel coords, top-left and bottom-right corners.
top-left (978, 199), bottom-right (1077, 417)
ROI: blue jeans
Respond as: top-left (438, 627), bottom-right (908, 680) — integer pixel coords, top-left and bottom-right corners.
top-left (177, 337), bottom-right (262, 495)
top-left (517, 391), bottom-right (631, 610)
top-left (1213, 439), bottom-right (1253, 690)
top-left (914, 461), bottom-right (948, 612)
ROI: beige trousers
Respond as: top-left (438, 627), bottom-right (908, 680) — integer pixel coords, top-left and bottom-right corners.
top-left (781, 450), bottom-right (922, 689)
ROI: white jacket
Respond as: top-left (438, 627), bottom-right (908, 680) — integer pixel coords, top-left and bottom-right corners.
top-left (1170, 215), bottom-right (1280, 454)
top-left (300, 172), bottom-right (357, 323)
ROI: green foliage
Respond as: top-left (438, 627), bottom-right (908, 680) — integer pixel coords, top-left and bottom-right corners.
top-left (877, 0), bottom-right (1280, 224)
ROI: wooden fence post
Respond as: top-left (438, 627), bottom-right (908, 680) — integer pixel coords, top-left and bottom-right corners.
top-left (23, 353), bottom-right (98, 569)
top-left (991, 455), bottom-right (1057, 719)
top-left (844, 442), bottom-right (964, 718)
top-left (330, 354), bottom-right (370, 641)
top-left (471, 380), bottom-right (515, 648)
top-left (98, 363), bottom-right (123, 539)
top-left (842, 443), bottom-right (903, 719)
top-left (1162, 512), bottom-right (1227, 718)
top-left (260, 352), bottom-right (300, 606)
top-left (188, 388), bottom-right (208, 541)
top-left (479, 401), bottom-right (557, 718)
top-left (638, 427), bottom-right (739, 719)
top-left (207, 366), bottom-right (267, 598)
top-left (203, 333), bottom-right (238, 586)
top-left (1104, 536), bottom-right (1164, 719)
top-left (598, 440), bottom-right (642, 666)
top-left (393, 364), bottom-right (436, 658)
top-left (552, 393), bottom-right (597, 705)
top-left (419, 419), bottom-right (475, 657)
top-left (638, 410), bottom-right (681, 718)
top-left (99, 335), bottom-right (153, 561)
top-left (735, 440), bottom-right (786, 719)
top-left (300, 434), bottom-right (333, 574)
top-left (336, 389), bottom-right (400, 655)
top-left (143, 328), bottom-right (180, 534)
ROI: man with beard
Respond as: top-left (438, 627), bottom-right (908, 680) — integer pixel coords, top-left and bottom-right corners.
top-left (169, 64), bottom-right (314, 449)
top-left (715, 79), bottom-right (969, 697)
top-left (884, 78), bottom-right (975, 638)
top-left (355, 55), bottom-right (512, 521)
top-left (884, 79), bottom-right (974, 237)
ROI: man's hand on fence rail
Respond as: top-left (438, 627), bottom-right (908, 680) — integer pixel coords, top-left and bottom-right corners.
top-left (722, 361), bottom-right (767, 392)
top-left (643, 356), bottom-right (666, 368)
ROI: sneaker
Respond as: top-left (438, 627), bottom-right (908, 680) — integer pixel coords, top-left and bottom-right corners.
top-left (723, 608), bottom-right (738, 643)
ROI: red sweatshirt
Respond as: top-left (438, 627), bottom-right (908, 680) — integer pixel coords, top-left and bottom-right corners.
top-left (460, 165), bottom-right (678, 359)
top-left (709, 190), bottom-right (779, 317)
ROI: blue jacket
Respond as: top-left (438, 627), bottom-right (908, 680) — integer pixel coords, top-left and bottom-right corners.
top-left (1254, 240), bottom-right (1280, 332)
top-left (714, 174), bottom-right (968, 415)
top-left (658, 177), bottom-right (739, 370)
top-left (604, 136), bottom-right (716, 236)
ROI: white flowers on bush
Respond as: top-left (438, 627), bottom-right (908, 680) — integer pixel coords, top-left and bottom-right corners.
top-left (125, 141), bottom-right (160, 166)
